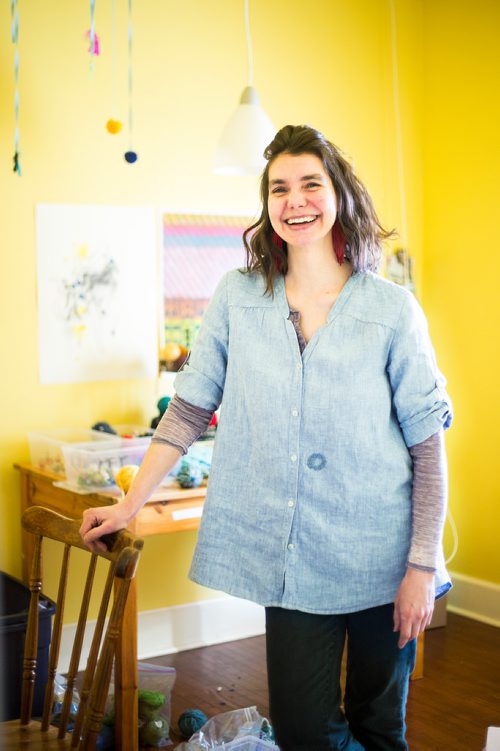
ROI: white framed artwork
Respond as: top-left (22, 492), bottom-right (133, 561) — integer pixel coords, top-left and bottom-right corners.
top-left (36, 204), bottom-right (158, 384)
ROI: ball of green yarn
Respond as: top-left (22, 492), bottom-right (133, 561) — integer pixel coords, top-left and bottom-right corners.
top-left (157, 396), bottom-right (171, 414)
top-left (178, 708), bottom-right (208, 738)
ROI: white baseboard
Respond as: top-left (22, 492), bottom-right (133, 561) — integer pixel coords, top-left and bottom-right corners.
top-left (59, 596), bottom-right (265, 673)
top-left (447, 571), bottom-right (500, 627)
top-left (137, 596), bottom-right (266, 659)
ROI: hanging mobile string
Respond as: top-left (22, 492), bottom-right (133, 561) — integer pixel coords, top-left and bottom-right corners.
top-left (106, 0), bottom-right (123, 134)
top-left (89, 0), bottom-right (96, 72)
top-left (111, 0), bottom-right (117, 117)
top-left (11, 0), bottom-right (21, 175)
top-left (124, 0), bottom-right (137, 163)
top-left (128, 0), bottom-right (133, 145)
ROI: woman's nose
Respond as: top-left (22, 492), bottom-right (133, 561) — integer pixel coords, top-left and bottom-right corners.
top-left (287, 188), bottom-right (306, 209)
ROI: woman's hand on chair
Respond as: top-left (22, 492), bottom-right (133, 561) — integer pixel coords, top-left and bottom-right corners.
top-left (79, 505), bottom-right (132, 553)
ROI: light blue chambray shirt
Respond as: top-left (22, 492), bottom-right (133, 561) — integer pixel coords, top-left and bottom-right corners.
top-left (174, 269), bottom-right (453, 614)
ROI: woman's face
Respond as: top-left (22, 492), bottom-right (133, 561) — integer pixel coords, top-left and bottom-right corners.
top-left (267, 152), bottom-right (338, 248)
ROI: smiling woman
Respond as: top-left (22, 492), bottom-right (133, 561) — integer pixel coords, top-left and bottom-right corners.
top-left (80, 124), bottom-right (453, 751)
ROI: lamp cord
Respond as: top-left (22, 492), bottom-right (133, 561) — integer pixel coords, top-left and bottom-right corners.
top-left (445, 508), bottom-right (458, 566)
top-left (244, 0), bottom-right (254, 86)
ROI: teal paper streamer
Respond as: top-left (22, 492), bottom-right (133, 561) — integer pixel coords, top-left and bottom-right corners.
top-left (11, 0), bottom-right (21, 175)
top-left (89, 0), bottom-right (96, 70)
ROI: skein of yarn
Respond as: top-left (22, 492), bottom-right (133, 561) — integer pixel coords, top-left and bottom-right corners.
top-left (177, 708), bottom-right (208, 739)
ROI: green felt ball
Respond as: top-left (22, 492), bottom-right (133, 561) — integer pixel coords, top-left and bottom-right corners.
top-left (178, 709), bottom-right (208, 739)
top-left (138, 689), bottom-right (166, 721)
top-left (138, 689), bottom-right (165, 709)
top-left (139, 717), bottom-right (169, 746)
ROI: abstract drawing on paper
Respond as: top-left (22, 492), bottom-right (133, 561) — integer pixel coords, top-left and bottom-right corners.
top-left (162, 212), bottom-right (250, 351)
top-left (36, 204), bottom-right (158, 384)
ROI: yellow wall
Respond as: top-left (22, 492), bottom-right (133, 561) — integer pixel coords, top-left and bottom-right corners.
top-left (422, 0), bottom-right (500, 583)
top-left (1, 1), bottom-right (496, 616)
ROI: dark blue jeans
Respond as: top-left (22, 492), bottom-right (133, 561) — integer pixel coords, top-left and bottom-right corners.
top-left (265, 604), bottom-right (416, 751)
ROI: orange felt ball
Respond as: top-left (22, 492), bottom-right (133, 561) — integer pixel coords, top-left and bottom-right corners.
top-left (106, 119), bottom-right (123, 134)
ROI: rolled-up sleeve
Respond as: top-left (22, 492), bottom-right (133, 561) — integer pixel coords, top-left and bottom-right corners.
top-left (173, 272), bottom-right (229, 412)
top-left (387, 292), bottom-right (453, 447)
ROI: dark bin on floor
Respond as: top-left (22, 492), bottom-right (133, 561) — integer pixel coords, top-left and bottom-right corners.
top-left (0, 571), bottom-right (56, 721)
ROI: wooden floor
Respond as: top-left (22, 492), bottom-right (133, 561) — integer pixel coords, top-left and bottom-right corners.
top-left (149, 613), bottom-right (500, 749)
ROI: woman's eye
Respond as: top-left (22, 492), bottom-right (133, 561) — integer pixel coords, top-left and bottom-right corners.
top-left (271, 186), bottom-right (286, 194)
top-left (305, 182), bottom-right (321, 189)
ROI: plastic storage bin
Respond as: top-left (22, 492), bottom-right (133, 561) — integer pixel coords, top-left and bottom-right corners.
top-left (28, 428), bottom-right (117, 476)
top-left (0, 571), bottom-right (56, 721)
top-left (62, 438), bottom-right (151, 490)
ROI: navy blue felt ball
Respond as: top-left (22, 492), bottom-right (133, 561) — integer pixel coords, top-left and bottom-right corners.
top-left (178, 709), bottom-right (208, 738)
top-left (124, 150), bottom-right (138, 163)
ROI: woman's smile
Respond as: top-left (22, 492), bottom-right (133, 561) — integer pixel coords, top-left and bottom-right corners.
top-left (284, 214), bottom-right (319, 226)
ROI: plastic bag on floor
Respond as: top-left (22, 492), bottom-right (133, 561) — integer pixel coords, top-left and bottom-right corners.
top-left (175, 705), bottom-right (279, 750)
top-left (136, 662), bottom-right (176, 746)
top-left (51, 672), bottom-right (80, 729)
top-left (99, 662), bottom-right (176, 749)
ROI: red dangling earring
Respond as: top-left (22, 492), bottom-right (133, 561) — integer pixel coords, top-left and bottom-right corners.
top-left (332, 220), bottom-right (347, 266)
top-left (272, 231), bottom-right (284, 250)
top-left (272, 231), bottom-right (285, 272)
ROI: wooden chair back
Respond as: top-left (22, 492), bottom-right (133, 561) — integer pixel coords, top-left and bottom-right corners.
top-left (0, 505), bottom-right (143, 750)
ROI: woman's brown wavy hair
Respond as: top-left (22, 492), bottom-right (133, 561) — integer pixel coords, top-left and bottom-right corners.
top-left (243, 124), bottom-right (394, 295)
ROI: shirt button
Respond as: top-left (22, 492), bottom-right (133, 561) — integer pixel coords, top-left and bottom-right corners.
top-left (290, 454), bottom-right (297, 462)
top-left (291, 409), bottom-right (299, 417)
top-left (296, 362), bottom-right (302, 370)
top-left (287, 543), bottom-right (294, 550)
top-left (287, 500), bottom-right (295, 508)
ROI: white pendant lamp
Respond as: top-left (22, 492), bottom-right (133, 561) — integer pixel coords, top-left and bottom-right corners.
top-left (214, 0), bottom-right (275, 176)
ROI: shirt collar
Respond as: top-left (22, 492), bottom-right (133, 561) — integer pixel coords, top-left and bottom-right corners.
top-left (274, 271), bottom-right (361, 321)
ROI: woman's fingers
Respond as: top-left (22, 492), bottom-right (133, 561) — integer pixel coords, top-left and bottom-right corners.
top-left (396, 609), bottom-right (429, 648)
top-left (79, 506), bottom-right (127, 551)
top-left (394, 568), bottom-right (435, 648)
